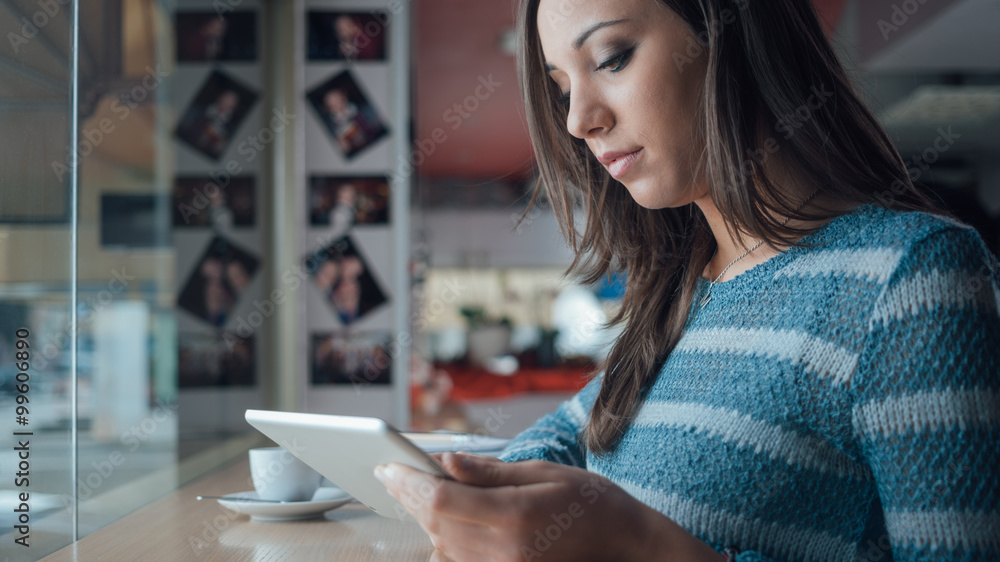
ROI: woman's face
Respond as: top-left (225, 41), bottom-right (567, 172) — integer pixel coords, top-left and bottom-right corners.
top-left (536, 0), bottom-right (707, 208)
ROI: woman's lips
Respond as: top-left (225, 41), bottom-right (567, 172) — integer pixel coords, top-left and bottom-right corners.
top-left (606, 149), bottom-right (643, 180)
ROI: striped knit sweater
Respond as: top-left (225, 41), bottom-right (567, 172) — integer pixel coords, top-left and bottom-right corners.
top-left (499, 202), bottom-right (1000, 561)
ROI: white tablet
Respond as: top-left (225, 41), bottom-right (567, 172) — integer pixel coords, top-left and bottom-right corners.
top-left (245, 409), bottom-right (450, 519)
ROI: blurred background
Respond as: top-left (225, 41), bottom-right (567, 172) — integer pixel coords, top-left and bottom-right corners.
top-left (0, 0), bottom-right (997, 557)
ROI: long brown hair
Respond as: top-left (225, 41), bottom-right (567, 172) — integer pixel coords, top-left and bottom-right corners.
top-left (516, 0), bottom-right (950, 454)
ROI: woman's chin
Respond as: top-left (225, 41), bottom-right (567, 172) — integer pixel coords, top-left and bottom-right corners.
top-left (621, 181), bottom-right (681, 210)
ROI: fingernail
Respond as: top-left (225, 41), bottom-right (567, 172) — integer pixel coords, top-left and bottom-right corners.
top-left (449, 452), bottom-right (469, 469)
top-left (374, 463), bottom-right (396, 483)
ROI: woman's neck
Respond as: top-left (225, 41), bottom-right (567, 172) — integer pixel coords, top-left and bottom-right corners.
top-left (695, 190), bottom-right (853, 283)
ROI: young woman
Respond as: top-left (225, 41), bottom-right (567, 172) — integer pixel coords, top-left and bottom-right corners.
top-left (375, 0), bottom-right (1000, 560)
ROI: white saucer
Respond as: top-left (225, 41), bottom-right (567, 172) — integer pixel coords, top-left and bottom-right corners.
top-left (217, 487), bottom-right (354, 521)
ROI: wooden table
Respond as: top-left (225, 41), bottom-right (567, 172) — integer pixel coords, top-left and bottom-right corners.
top-left (43, 458), bottom-right (438, 561)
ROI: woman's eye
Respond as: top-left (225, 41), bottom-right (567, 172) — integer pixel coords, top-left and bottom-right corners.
top-left (596, 46), bottom-right (636, 73)
top-left (554, 46), bottom-right (636, 108)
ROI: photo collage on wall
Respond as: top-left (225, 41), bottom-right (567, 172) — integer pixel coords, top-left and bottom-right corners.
top-left (306, 70), bottom-right (388, 160)
top-left (307, 11), bottom-right (387, 62)
top-left (305, 235), bottom-right (387, 326)
top-left (172, 7), bottom-right (261, 388)
top-left (306, 8), bottom-right (394, 387)
top-left (179, 332), bottom-right (255, 387)
top-left (308, 175), bottom-right (390, 226)
top-left (175, 70), bottom-right (258, 161)
top-left (176, 11), bottom-right (257, 62)
top-left (178, 235), bottom-right (260, 327)
top-left (311, 331), bottom-right (392, 385)
top-left (173, 176), bottom-right (256, 229)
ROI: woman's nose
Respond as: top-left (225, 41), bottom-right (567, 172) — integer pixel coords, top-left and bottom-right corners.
top-left (565, 87), bottom-right (613, 139)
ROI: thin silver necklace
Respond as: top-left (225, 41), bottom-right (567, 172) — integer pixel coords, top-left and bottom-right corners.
top-left (699, 189), bottom-right (819, 309)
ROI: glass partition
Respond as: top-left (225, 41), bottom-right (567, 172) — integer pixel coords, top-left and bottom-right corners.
top-left (72, 0), bottom-right (182, 538)
top-left (1, 2), bottom-right (262, 558)
top-left (0, 0), bottom-right (77, 556)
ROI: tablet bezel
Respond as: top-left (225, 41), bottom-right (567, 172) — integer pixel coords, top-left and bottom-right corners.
top-left (245, 409), bottom-right (450, 519)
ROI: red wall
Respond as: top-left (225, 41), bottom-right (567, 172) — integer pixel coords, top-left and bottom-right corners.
top-left (415, 0), bottom-right (848, 180)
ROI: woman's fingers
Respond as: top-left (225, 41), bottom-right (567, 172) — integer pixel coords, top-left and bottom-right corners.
top-left (453, 451), bottom-right (504, 462)
top-left (387, 477), bottom-right (502, 560)
top-left (380, 461), bottom-right (562, 525)
top-left (429, 451), bottom-right (501, 479)
top-left (439, 453), bottom-right (558, 487)
top-left (398, 482), bottom-right (496, 538)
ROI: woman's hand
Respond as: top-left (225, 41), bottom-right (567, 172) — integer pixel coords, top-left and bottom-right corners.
top-left (374, 452), bottom-right (725, 562)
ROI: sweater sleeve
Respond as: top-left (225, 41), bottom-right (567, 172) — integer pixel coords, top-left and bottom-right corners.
top-left (497, 374), bottom-right (603, 467)
top-left (850, 225), bottom-right (1000, 561)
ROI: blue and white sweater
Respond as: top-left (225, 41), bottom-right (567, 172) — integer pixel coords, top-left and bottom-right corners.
top-left (499, 203), bottom-right (1000, 561)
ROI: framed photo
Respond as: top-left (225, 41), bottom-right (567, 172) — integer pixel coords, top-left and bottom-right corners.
top-left (172, 176), bottom-right (255, 228)
top-left (178, 332), bottom-right (255, 387)
top-left (175, 70), bottom-right (258, 160)
top-left (177, 235), bottom-right (260, 328)
top-left (311, 331), bottom-right (392, 386)
top-left (305, 235), bottom-right (388, 326)
top-left (309, 175), bottom-right (390, 226)
top-left (307, 11), bottom-right (387, 62)
top-left (175, 11), bottom-right (257, 62)
top-left (100, 193), bottom-right (170, 248)
top-left (306, 70), bottom-right (388, 160)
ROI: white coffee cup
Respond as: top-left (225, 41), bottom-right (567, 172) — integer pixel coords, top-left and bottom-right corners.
top-left (249, 447), bottom-right (323, 502)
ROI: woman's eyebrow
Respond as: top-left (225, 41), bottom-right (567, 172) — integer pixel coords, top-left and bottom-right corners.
top-left (543, 19), bottom-right (629, 72)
